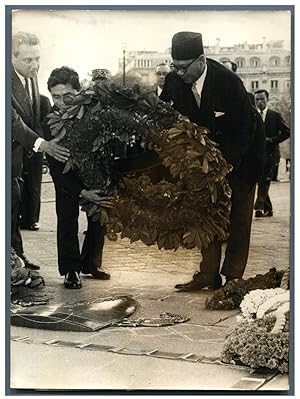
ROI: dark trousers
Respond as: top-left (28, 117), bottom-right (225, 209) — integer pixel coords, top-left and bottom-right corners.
top-left (11, 177), bottom-right (24, 255)
top-left (254, 155), bottom-right (275, 213)
top-left (254, 180), bottom-right (273, 213)
top-left (20, 152), bottom-right (43, 226)
top-left (54, 184), bottom-right (105, 276)
top-left (199, 173), bottom-right (256, 280)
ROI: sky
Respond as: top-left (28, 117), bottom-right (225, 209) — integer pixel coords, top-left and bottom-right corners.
top-left (11, 8), bottom-right (291, 95)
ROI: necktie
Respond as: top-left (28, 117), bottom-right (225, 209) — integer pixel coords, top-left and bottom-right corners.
top-left (25, 78), bottom-right (32, 102)
top-left (260, 110), bottom-right (264, 122)
top-left (192, 83), bottom-right (201, 108)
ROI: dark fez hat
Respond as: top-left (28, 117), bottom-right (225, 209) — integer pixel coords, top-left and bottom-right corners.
top-left (171, 31), bottom-right (204, 60)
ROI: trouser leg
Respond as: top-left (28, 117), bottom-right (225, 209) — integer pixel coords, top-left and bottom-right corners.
top-left (55, 185), bottom-right (81, 276)
top-left (11, 177), bottom-right (24, 255)
top-left (254, 179), bottom-right (270, 211)
top-left (221, 175), bottom-right (256, 279)
top-left (81, 217), bottom-right (105, 273)
top-left (21, 153), bottom-right (43, 225)
top-left (199, 239), bottom-right (222, 280)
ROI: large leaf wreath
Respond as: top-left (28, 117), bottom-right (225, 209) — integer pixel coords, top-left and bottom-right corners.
top-left (47, 80), bottom-right (233, 251)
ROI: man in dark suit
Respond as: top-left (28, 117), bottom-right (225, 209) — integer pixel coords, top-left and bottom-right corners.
top-left (12, 31), bottom-right (70, 270)
top-left (160, 31), bottom-right (265, 290)
top-left (12, 32), bottom-right (49, 231)
top-left (43, 66), bottom-right (110, 289)
top-left (254, 89), bottom-right (290, 217)
top-left (154, 63), bottom-right (171, 97)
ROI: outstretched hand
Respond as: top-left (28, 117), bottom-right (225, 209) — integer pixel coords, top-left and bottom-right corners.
top-left (80, 189), bottom-right (114, 208)
top-left (81, 189), bottom-right (105, 203)
top-left (39, 138), bottom-right (70, 162)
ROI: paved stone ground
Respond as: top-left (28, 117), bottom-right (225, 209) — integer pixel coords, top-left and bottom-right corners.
top-left (9, 175), bottom-right (291, 392)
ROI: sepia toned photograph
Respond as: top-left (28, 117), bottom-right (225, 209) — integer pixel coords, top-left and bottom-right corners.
top-left (8, 6), bottom-right (293, 393)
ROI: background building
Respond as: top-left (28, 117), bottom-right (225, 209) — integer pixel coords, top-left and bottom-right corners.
top-left (117, 38), bottom-right (291, 115)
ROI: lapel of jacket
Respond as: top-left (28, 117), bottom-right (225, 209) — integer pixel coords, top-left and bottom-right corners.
top-left (12, 68), bottom-right (34, 126)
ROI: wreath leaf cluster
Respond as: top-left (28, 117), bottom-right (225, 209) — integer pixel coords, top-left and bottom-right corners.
top-left (205, 268), bottom-right (285, 310)
top-left (47, 80), bottom-right (232, 250)
top-left (106, 118), bottom-right (232, 250)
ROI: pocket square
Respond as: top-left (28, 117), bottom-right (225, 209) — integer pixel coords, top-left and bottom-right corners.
top-left (214, 111), bottom-right (225, 117)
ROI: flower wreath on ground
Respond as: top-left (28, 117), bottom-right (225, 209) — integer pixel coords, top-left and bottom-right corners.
top-left (221, 284), bottom-right (290, 374)
top-left (47, 79), bottom-right (232, 251)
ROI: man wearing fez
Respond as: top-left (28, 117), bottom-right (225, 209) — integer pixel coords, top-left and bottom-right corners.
top-left (12, 31), bottom-right (70, 270)
top-left (161, 31), bottom-right (264, 291)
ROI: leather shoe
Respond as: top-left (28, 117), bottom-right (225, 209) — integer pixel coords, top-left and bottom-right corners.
top-left (92, 270), bottom-right (110, 280)
top-left (175, 272), bottom-right (222, 291)
top-left (263, 210), bottom-right (273, 217)
top-left (255, 209), bottom-right (264, 218)
top-left (29, 223), bottom-right (40, 231)
top-left (82, 269), bottom-right (111, 280)
top-left (64, 271), bottom-right (82, 289)
top-left (19, 253), bottom-right (40, 270)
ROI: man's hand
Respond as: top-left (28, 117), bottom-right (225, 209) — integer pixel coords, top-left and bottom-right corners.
top-left (81, 189), bottom-right (104, 204)
top-left (80, 189), bottom-right (114, 208)
top-left (265, 137), bottom-right (273, 144)
top-left (39, 138), bottom-right (70, 162)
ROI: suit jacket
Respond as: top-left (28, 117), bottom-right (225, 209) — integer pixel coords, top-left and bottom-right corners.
top-left (43, 107), bottom-right (84, 198)
top-left (264, 109), bottom-right (290, 163)
top-left (11, 68), bottom-right (51, 177)
top-left (160, 58), bottom-right (265, 182)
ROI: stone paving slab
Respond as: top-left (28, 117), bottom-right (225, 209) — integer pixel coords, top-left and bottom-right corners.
top-left (10, 340), bottom-right (256, 390)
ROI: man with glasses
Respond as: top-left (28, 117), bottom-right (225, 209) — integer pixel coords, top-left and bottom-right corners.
top-left (161, 31), bottom-right (264, 291)
top-left (44, 66), bottom-right (110, 289)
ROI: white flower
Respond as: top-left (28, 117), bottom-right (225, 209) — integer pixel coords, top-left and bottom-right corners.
top-left (238, 288), bottom-right (287, 322)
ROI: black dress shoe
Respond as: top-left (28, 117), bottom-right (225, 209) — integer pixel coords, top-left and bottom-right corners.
top-left (263, 210), bottom-right (273, 217)
top-left (91, 270), bottom-right (110, 280)
top-left (64, 271), bottom-right (82, 289)
top-left (29, 222), bottom-right (40, 231)
top-left (175, 272), bottom-right (222, 291)
top-left (81, 268), bottom-right (111, 280)
top-left (255, 209), bottom-right (264, 218)
top-left (19, 253), bottom-right (40, 270)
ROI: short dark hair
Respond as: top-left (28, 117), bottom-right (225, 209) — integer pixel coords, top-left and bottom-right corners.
top-left (47, 66), bottom-right (81, 92)
top-left (230, 61), bottom-right (237, 73)
top-left (254, 89), bottom-right (269, 100)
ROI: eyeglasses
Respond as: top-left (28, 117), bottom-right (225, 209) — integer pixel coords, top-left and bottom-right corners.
top-left (52, 93), bottom-right (76, 105)
top-left (170, 57), bottom-right (199, 76)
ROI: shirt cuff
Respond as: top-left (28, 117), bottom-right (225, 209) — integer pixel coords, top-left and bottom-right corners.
top-left (33, 137), bottom-right (45, 152)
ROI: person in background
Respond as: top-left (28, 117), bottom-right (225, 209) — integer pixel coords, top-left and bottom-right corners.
top-left (154, 63), bottom-right (171, 97)
top-left (12, 32), bottom-right (49, 232)
top-left (221, 58), bottom-right (237, 73)
top-left (12, 31), bottom-right (70, 270)
top-left (43, 66), bottom-right (110, 289)
top-left (161, 31), bottom-right (265, 291)
top-left (254, 89), bottom-right (290, 217)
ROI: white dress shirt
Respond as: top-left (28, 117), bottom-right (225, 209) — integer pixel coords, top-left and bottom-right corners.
top-left (192, 64), bottom-right (208, 108)
top-left (157, 86), bottom-right (163, 97)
